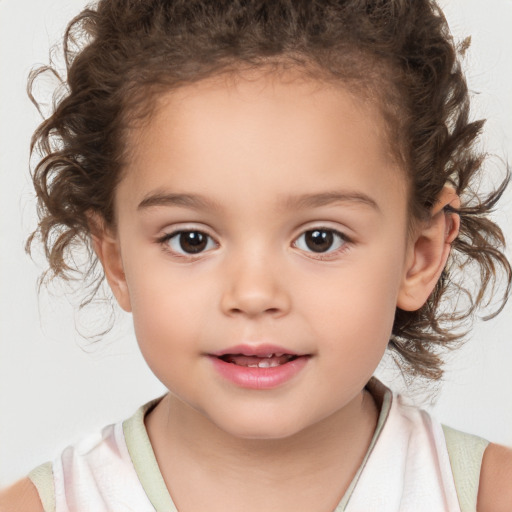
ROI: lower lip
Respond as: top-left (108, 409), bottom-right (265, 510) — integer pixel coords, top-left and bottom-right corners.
top-left (209, 356), bottom-right (309, 390)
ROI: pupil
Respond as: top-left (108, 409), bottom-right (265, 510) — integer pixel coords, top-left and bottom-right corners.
top-left (180, 232), bottom-right (207, 253)
top-left (305, 230), bottom-right (333, 253)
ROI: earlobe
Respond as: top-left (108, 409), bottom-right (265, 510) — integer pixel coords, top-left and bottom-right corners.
top-left (397, 187), bottom-right (460, 311)
top-left (88, 214), bottom-right (132, 312)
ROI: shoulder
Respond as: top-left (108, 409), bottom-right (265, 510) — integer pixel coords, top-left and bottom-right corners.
top-left (0, 477), bottom-right (44, 512)
top-left (477, 442), bottom-right (512, 512)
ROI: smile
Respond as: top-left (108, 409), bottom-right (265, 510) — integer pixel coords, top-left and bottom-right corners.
top-left (218, 353), bottom-right (298, 368)
top-left (209, 345), bottom-right (309, 389)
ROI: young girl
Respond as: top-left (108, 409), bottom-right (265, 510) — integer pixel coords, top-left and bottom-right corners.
top-left (1, 0), bottom-right (511, 510)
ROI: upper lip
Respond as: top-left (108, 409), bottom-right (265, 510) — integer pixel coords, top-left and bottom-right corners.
top-left (210, 344), bottom-right (301, 357)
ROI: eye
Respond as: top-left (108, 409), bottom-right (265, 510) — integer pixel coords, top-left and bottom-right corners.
top-left (294, 228), bottom-right (347, 254)
top-left (162, 230), bottom-right (217, 255)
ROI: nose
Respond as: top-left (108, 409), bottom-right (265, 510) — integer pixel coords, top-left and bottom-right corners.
top-left (219, 251), bottom-right (291, 318)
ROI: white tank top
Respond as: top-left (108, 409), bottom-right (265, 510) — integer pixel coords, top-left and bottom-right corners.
top-left (29, 377), bottom-right (487, 512)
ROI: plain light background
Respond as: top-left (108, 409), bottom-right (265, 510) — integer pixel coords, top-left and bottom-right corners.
top-left (1, 0), bottom-right (511, 487)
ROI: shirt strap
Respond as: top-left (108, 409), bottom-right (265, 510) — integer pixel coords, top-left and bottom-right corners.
top-left (28, 461), bottom-right (55, 512)
top-left (442, 424), bottom-right (489, 512)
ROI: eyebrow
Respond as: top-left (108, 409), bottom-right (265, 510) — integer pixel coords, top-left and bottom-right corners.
top-left (138, 192), bottom-right (220, 211)
top-left (137, 190), bottom-right (380, 213)
top-left (281, 191), bottom-right (380, 213)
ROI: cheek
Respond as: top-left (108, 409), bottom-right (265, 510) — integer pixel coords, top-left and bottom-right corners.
top-left (122, 252), bottom-right (207, 352)
top-left (127, 276), bottom-right (208, 393)
top-left (307, 250), bottom-right (404, 361)
top-left (124, 257), bottom-right (227, 370)
top-left (131, 286), bottom-right (200, 342)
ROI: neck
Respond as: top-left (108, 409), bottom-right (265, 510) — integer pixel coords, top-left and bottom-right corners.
top-left (145, 388), bottom-right (379, 512)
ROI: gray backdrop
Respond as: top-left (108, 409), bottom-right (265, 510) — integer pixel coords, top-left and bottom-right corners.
top-left (1, 0), bottom-right (511, 486)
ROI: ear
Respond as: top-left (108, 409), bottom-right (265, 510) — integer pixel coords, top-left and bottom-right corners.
top-left (397, 186), bottom-right (460, 311)
top-left (88, 212), bottom-right (132, 312)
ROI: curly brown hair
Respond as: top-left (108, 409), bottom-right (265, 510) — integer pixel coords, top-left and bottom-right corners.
top-left (27, 0), bottom-right (511, 381)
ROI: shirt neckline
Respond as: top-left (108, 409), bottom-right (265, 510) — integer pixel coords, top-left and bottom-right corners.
top-left (123, 376), bottom-right (393, 512)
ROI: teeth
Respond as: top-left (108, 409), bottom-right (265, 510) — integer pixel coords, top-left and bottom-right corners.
top-left (246, 360), bottom-right (285, 368)
top-left (222, 353), bottom-right (297, 368)
top-left (257, 359), bottom-right (282, 368)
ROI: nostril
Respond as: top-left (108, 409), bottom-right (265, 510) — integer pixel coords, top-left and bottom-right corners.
top-left (228, 306), bottom-right (281, 315)
top-left (220, 281), bottom-right (291, 317)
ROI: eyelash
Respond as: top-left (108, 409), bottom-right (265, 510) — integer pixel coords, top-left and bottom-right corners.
top-left (293, 228), bottom-right (351, 260)
top-left (157, 229), bottom-right (218, 259)
top-left (157, 227), bottom-right (351, 260)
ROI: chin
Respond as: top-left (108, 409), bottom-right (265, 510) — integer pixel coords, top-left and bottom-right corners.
top-left (212, 415), bottom-right (307, 441)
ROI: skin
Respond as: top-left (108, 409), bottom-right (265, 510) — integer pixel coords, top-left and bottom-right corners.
top-left (116, 73), bottom-right (412, 445)
top-left (99, 71), bottom-right (456, 510)
top-left (1, 71), bottom-right (510, 511)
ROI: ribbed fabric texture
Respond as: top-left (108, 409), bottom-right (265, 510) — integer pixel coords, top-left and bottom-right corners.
top-left (442, 424), bottom-right (489, 512)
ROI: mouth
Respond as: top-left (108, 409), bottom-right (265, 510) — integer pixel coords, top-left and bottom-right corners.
top-left (208, 344), bottom-right (309, 389)
top-left (216, 353), bottom-right (299, 368)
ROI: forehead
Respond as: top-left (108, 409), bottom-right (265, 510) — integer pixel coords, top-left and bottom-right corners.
top-left (120, 71), bottom-right (407, 217)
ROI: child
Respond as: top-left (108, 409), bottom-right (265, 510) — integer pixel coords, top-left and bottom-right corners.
top-left (1, 0), bottom-right (511, 510)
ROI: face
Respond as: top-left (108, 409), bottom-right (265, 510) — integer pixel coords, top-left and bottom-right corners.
top-left (109, 71), bottom-right (413, 439)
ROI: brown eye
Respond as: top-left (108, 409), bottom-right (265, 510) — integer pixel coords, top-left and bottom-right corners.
top-left (179, 232), bottom-right (207, 253)
top-left (166, 231), bottom-right (216, 255)
top-left (305, 230), bottom-right (333, 252)
top-left (294, 229), bottom-right (346, 254)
